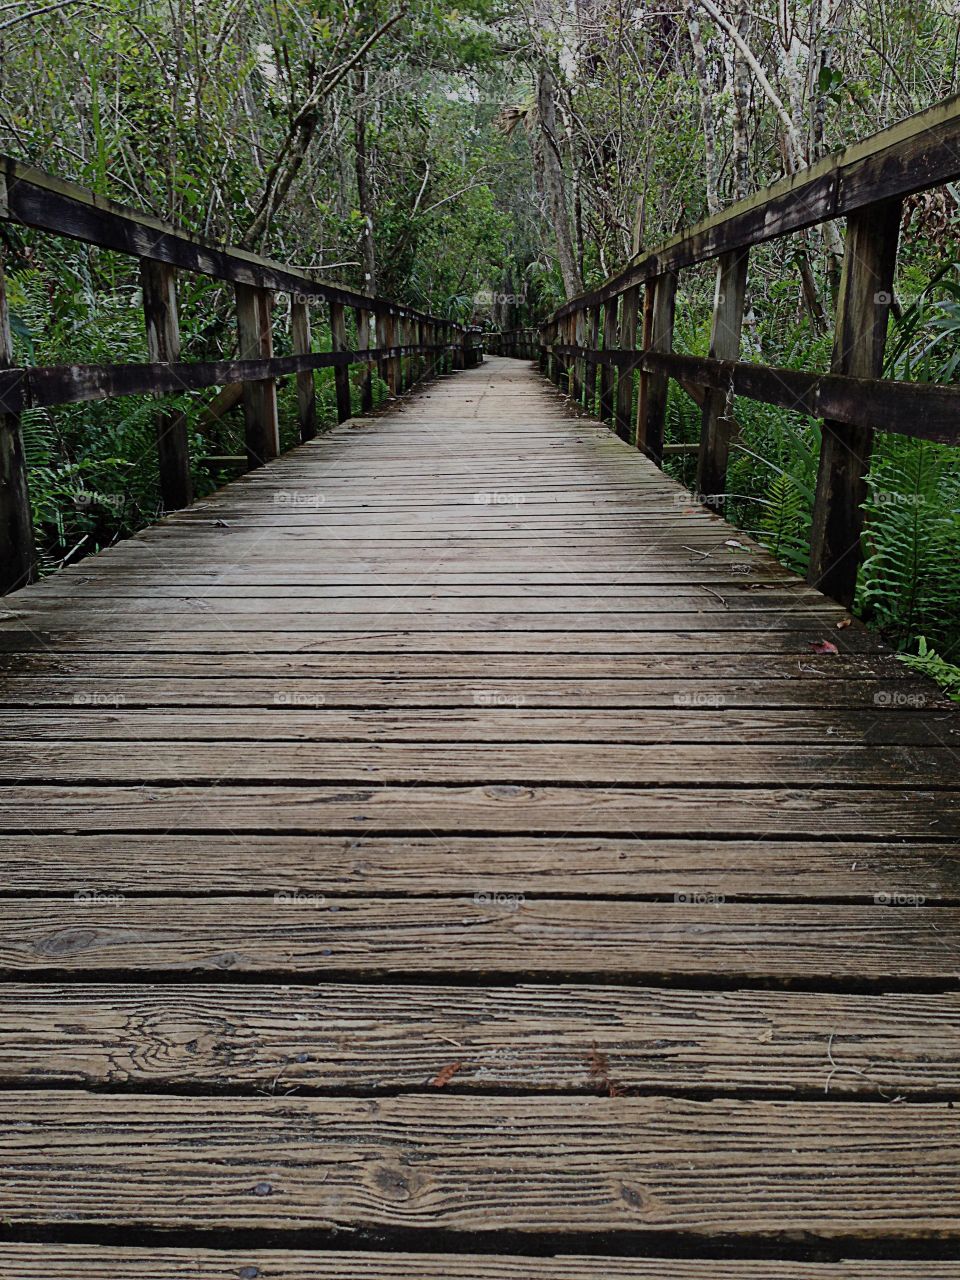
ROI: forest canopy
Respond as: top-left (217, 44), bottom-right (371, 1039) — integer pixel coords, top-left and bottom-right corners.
top-left (2, 0), bottom-right (960, 668)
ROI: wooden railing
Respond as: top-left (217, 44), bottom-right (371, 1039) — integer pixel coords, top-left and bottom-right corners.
top-left (539, 95), bottom-right (960, 606)
top-left (488, 328), bottom-right (539, 360)
top-left (0, 157), bottom-right (471, 593)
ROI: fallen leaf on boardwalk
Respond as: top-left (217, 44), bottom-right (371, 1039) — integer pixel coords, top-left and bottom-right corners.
top-left (587, 1042), bottom-right (610, 1082)
top-left (809, 639), bottom-right (839, 654)
top-left (836, 617), bottom-right (852, 629)
top-left (430, 1061), bottom-right (463, 1088)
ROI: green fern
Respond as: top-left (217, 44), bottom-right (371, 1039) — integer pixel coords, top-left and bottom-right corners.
top-left (757, 469), bottom-right (810, 572)
top-left (898, 637), bottom-right (960, 701)
top-left (858, 437), bottom-right (960, 653)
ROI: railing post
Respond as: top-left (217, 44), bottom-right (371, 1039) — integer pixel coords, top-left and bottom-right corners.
top-left (376, 309), bottom-right (393, 394)
top-left (572, 309), bottom-right (585, 403)
top-left (583, 306), bottom-right (600, 414)
top-left (141, 260), bottom-right (191, 509)
top-left (355, 306), bottom-right (374, 413)
top-left (696, 249), bottom-right (749, 500)
top-left (614, 286), bottom-right (640, 442)
top-left (329, 301), bottom-right (352, 423)
top-left (636, 271), bottom-right (677, 465)
top-left (807, 199), bottom-right (902, 605)
top-left (290, 295), bottom-right (317, 442)
top-left (235, 282), bottom-right (279, 468)
top-left (0, 259), bottom-right (35, 594)
top-left (599, 297), bottom-right (619, 424)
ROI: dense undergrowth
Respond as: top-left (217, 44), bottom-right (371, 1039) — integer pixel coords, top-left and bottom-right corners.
top-left (660, 245), bottom-right (960, 685)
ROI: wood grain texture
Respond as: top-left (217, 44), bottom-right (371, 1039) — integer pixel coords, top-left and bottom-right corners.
top-left (3, 1247), bottom-right (959, 1279)
top-left (3, 1249), bottom-right (957, 1280)
top-left (1, 356), bottom-right (958, 1262)
top-left (0, 783), bottom-right (955, 838)
top-left (2, 834), bottom-right (957, 898)
top-left (2, 898), bottom-right (959, 981)
top-left (2, 1092), bottom-right (960, 1237)
top-left (5, 982), bottom-right (960, 1095)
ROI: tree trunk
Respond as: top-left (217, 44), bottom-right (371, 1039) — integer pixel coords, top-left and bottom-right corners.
top-left (354, 65), bottom-right (378, 296)
top-left (536, 64), bottom-right (584, 300)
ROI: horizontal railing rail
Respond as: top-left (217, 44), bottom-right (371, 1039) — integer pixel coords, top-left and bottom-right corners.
top-left (0, 157), bottom-right (472, 593)
top-left (487, 328), bottom-right (539, 360)
top-left (538, 93), bottom-right (960, 607)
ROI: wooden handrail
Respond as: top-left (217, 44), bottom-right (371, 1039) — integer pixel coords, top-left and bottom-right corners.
top-left (0, 156), bottom-right (470, 594)
top-left (538, 94), bottom-right (960, 607)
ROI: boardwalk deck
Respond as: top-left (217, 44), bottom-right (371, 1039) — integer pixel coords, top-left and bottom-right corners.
top-left (1, 354), bottom-right (959, 1276)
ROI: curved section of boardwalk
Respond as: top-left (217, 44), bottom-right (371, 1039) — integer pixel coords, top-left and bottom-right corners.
top-left (1, 355), bottom-right (959, 1275)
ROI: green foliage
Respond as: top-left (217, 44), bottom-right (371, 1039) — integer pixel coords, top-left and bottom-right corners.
top-left (858, 437), bottom-right (960, 656)
top-left (898, 637), bottom-right (960, 700)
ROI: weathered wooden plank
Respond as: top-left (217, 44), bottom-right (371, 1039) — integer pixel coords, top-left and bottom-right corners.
top-left (0, 1246), bottom-right (956, 1280)
top-left (0, 629), bottom-right (891, 656)
top-left (1, 784), bottom-right (955, 840)
top-left (0, 676), bottom-right (939, 709)
top-left (5, 983), bottom-right (960, 1095)
top-left (2, 742), bottom-right (956, 788)
top-left (3, 834), bottom-right (956, 898)
top-left (1, 1092), bottom-right (959, 1236)
top-left (0, 650), bottom-right (910, 680)
top-left (1, 706), bottom-right (948, 745)
top-left (2, 898), bottom-right (960, 980)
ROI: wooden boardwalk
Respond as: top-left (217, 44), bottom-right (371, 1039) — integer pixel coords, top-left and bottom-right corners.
top-left (1, 354), bottom-right (960, 1275)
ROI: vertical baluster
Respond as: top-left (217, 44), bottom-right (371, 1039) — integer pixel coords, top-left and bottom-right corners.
top-left (0, 258), bottom-right (35, 593)
top-left (290, 295), bottom-right (317, 442)
top-left (614, 286), bottom-right (640, 442)
top-left (355, 306), bottom-right (374, 414)
top-left (807, 199), bottom-right (902, 605)
top-left (583, 305), bottom-right (600, 414)
top-left (235, 282), bottom-right (279, 468)
top-left (636, 271), bottom-right (677, 465)
top-left (599, 296), bottom-right (619, 424)
top-left (142, 259), bottom-right (191, 508)
top-left (696, 249), bottom-right (749, 500)
top-left (329, 301), bottom-right (352, 423)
